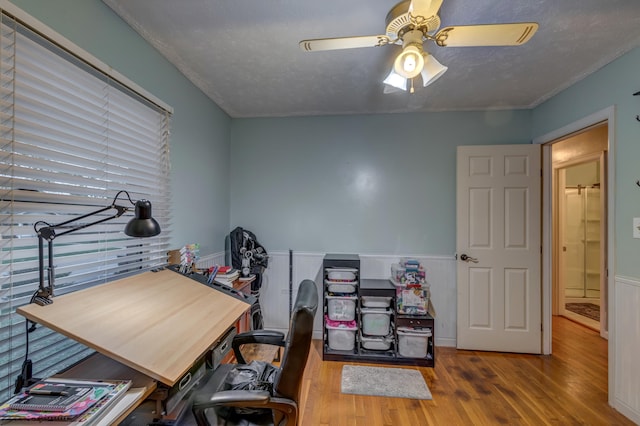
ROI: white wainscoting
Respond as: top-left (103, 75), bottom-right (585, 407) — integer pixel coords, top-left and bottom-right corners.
top-left (196, 253), bottom-right (225, 269)
top-left (613, 276), bottom-right (640, 424)
top-left (199, 251), bottom-right (457, 347)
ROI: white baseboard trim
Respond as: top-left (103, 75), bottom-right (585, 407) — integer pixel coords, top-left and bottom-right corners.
top-left (435, 337), bottom-right (456, 348)
top-left (614, 398), bottom-right (640, 425)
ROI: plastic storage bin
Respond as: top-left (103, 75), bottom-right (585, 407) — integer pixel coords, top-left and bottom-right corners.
top-left (325, 316), bottom-right (357, 351)
top-left (391, 262), bottom-right (426, 285)
top-left (360, 308), bottom-right (392, 336)
top-left (397, 327), bottom-right (432, 358)
top-left (359, 331), bottom-right (393, 351)
top-left (325, 279), bottom-right (357, 294)
top-left (391, 263), bottom-right (406, 283)
top-left (326, 268), bottom-right (357, 281)
top-left (361, 295), bottom-right (392, 308)
top-left (394, 283), bottom-right (429, 315)
top-left (326, 294), bottom-right (357, 321)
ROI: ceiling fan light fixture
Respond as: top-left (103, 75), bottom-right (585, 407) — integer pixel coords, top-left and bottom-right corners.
top-left (393, 45), bottom-right (424, 79)
top-left (420, 53), bottom-right (448, 86)
top-left (383, 69), bottom-right (407, 91)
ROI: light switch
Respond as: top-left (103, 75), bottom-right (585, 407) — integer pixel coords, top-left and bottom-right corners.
top-left (634, 218), bottom-right (640, 238)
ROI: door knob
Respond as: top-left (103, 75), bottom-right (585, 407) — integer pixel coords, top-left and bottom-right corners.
top-left (460, 254), bottom-right (479, 263)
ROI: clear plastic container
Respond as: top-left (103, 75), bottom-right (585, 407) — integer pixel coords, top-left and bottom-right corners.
top-left (391, 263), bottom-right (406, 283)
top-left (394, 282), bottom-right (429, 315)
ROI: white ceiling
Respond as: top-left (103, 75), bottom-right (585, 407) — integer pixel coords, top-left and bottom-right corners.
top-left (102, 0), bottom-right (640, 118)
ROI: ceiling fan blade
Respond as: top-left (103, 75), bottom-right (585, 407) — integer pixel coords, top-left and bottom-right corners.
top-left (434, 22), bottom-right (538, 47)
top-left (409, 0), bottom-right (443, 20)
top-left (299, 35), bottom-right (391, 52)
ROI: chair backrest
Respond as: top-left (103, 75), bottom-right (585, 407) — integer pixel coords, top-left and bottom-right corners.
top-left (272, 279), bottom-right (318, 402)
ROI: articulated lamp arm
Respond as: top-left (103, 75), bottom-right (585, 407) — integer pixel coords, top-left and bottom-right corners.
top-left (32, 190), bottom-right (160, 306)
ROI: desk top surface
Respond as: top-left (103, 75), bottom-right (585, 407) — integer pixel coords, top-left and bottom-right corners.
top-left (17, 269), bottom-right (249, 386)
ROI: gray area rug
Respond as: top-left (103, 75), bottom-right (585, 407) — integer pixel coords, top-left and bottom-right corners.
top-left (341, 365), bottom-right (432, 400)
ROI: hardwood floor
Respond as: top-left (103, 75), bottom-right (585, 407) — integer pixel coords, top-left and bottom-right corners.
top-left (298, 316), bottom-right (633, 425)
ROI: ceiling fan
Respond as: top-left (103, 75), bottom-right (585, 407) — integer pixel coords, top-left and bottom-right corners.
top-left (299, 0), bottom-right (538, 93)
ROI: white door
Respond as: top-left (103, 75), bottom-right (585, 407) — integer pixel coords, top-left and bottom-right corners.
top-left (456, 144), bottom-right (541, 353)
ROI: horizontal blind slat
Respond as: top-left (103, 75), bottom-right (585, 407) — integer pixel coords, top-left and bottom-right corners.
top-left (0, 12), bottom-right (171, 402)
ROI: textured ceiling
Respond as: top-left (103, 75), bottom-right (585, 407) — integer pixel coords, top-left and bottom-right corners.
top-left (102, 0), bottom-right (640, 118)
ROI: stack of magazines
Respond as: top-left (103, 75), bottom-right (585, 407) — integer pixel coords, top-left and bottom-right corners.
top-left (0, 378), bottom-right (131, 425)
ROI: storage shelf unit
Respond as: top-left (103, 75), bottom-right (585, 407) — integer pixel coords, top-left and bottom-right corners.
top-left (322, 253), bottom-right (434, 367)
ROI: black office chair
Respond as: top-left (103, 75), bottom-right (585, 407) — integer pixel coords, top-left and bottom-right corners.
top-left (191, 279), bottom-right (318, 426)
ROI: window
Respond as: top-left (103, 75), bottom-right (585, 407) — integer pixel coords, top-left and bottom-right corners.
top-left (0, 6), bottom-right (171, 400)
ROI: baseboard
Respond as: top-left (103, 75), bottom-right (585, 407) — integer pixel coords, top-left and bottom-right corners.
top-left (435, 337), bottom-right (456, 348)
top-left (614, 398), bottom-right (640, 425)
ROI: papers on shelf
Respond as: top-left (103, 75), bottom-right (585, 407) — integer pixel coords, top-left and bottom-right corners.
top-left (0, 379), bottom-right (132, 426)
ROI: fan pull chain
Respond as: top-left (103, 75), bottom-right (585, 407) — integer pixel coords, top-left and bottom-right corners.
top-left (410, 78), bottom-right (415, 94)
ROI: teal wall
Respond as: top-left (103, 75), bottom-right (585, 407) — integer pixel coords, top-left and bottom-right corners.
top-left (230, 111), bottom-right (531, 254)
top-left (11, 0), bottom-right (232, 255)
top-left (532, 47), bottom-right (640, 277)
top-left (12, 1), bottom-right (640, 278)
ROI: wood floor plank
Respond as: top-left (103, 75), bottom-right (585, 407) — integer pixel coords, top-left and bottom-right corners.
top-left (299, 316), bottom-right (634, 425)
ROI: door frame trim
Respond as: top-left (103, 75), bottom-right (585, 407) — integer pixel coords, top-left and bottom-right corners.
top-left (533, 105), bottom-right (616, 405)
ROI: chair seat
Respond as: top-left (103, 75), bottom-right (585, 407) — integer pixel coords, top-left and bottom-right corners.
top-left (190, 279), bottom-right (318, 426)
top-left (190, 364), bottom-right (277, 425)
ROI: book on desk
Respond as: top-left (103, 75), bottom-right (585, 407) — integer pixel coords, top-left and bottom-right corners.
top-left (214, 268), bottom-right (240, 286)
top-left (0, 378), bottom-right (131, 425)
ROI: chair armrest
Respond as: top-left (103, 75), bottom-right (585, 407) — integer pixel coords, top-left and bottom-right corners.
top-left (195, 389), bottom-right (271, 408)
top-left (232, 330), bottom-right (285, 364)
top-left (191, 390), bottom-right (297, 426)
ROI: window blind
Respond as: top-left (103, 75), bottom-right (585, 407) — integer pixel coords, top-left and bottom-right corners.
top-left (0, 10), bottom-right (171, 401)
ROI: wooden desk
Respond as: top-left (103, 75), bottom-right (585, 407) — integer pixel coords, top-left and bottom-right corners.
top-left (17, 269), bottom-right (250, 387)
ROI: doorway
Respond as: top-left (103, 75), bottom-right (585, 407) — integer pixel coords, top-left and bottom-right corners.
top-left (551, 123), bottom-right (608, 337)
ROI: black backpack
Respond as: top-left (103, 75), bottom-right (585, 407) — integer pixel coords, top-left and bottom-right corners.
top-left (227, 227), bottom-right (268, 330)
top-left (228, 227), bottom-right (268, 271)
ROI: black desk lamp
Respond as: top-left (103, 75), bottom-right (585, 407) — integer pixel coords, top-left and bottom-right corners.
top-left (32, 190), bottom-right (161, 306)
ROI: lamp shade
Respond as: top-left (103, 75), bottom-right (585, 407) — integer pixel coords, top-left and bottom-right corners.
top-left (383, 69), bottom-right (407, 92)
top-left (124, 199), bottom-right (161, 237)
top-left (421, 54), bottom-right (448, 87)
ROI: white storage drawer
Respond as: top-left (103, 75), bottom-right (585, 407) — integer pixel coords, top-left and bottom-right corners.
top-left (325, 279), bottom-right (357, 294)
top-left (325, 267), bottom-right (358, 282)
top-left (361, 295), bottom-right (392, 308)
top-left (360, 308), bottom-right (392, 336)
top-left (325, 316), bottom-right (357, 351)
top-left (326, 294), bottom-right (357, 321)
top-left (359, 331), bottom-right (393, 351)
top-left (397, 327), bottom-right (432, 358)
